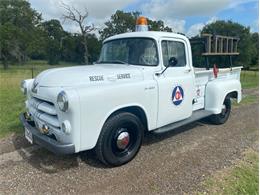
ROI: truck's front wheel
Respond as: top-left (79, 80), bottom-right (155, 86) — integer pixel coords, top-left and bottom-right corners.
top-left (209, 97), bottom-right (231, 125)
top-left (95, 112), bottom-right (144, 166)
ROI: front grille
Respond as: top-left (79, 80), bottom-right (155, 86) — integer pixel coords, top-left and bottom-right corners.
top-left (28, 97), bottom-right (60, 130)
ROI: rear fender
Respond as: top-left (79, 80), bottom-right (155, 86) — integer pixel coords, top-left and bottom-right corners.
top-left (205, 79), bottom-right (242, 114)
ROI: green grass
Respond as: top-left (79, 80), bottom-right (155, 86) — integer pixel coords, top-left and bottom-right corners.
top-left (0, 60), bottom-right (76, 138)
top-left (0, 60), bottom-right (78, 74)
top-left (0, 70), bottom-right (28, 137)
top-left (241, 95), bottom-right (258, 104)
top-left (233, 94), bottom-right (258, 107)
top-left (241, 71), bottom-right (259, 89)
top-left (200, 149), bottom-right (259, 195)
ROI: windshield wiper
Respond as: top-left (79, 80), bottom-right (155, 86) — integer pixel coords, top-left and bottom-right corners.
top-left (97, 60), bottom-right (128, 64)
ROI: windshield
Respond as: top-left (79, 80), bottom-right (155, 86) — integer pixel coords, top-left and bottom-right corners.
top-left (98, 38), bottom-right (159, 66)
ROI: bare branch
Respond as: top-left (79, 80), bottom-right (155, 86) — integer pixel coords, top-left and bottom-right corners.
top-left (60, 1), bottom-right (95, 64)
top-left (60, 1), bottom-right (94, 34)
top-left (85, 24), bottom-right (96, 33)
top-left (61, 2), bottom-right (77, 23)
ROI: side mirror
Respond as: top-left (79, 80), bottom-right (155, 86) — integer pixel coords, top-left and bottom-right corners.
top-left (168, 57), bottom-right (178, 67)
top-left (155, 56), bottom-right (178, 76)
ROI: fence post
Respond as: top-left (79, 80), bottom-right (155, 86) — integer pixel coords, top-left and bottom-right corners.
top-left (31, 65), bottom-right (34, 78)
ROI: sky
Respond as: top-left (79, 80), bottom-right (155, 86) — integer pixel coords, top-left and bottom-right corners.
top-left (29, 0), bottom-right (259, 38)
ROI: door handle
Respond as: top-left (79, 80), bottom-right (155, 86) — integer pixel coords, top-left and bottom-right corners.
top-left (184, 69), bottom-right (191, 73)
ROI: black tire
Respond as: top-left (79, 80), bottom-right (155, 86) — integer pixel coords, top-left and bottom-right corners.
top-left (95, 112), bottom-right (144, 166)
top-left (208, 97), bottom-right (231, 125)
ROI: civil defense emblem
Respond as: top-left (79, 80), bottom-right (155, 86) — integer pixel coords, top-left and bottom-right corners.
top-left (172, 86), bottom-right (184, 106)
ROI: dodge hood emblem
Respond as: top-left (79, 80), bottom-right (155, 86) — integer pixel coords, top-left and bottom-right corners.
top-left (32, 80), bottom-right (39, 93)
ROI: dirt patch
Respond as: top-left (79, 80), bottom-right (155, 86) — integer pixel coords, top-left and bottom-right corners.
top-left (0, 134), bottom-right (31, 155)
top-left (243, 88), bottom-right (259, 97)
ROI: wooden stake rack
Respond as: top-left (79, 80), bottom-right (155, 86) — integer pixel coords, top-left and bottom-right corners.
top-left (189, 34), bottom-right (240, 70)
top-left (201, 33), bottom-right (240, 56)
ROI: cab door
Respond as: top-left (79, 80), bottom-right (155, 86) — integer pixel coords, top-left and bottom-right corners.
top-left (155, 38), bottom-right (195, 128)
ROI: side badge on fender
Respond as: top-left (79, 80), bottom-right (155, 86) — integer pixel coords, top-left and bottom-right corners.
top-left (172, 86), bottom-right (184, 106)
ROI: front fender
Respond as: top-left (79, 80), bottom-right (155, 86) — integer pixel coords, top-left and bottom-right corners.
top-left (205, 79), bottom-right (242, 114)
top-left (76, 81), bottom-right (158, 151)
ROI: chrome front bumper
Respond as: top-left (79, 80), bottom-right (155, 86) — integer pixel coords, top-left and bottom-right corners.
top-left (19, 113), bottom-right (75, 155)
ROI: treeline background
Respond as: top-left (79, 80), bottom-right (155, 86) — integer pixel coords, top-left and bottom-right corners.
top-left (0, 0), bottom-right (258, 69)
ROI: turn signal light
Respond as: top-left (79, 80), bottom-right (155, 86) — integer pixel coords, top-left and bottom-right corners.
top-left (41, 124), bottom-right (49, 134)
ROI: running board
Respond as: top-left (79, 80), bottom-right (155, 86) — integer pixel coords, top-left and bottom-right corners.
top-left (153, 110), bottom-right (212, 134)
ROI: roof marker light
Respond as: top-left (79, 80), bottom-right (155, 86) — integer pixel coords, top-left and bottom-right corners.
top-left (135, 16), bottom-right (148, 32)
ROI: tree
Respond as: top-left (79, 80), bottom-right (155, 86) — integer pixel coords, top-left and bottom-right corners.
top-left (86, 34), bottom-right (102, 63)
top-left (0, 0), bottom-right (41, 68)
top-left (60, 33), bottom-right (101, 64)
top-left (99, 10), bottom-right (173, 41)
top-left (250, 32), bottom-right (259, 66)
top-left (99, 10), bottom-right (139, 40)
top-left (60, 34), bottom-right (84, 63)
top-left (62, 3), bottom-right (95, 64)
top-left (148, 19), bottom-right (172, 32)
top-left (27, 27), bottom-right (47, 60)
top-left (201, 20), bottom-right (255, 68)
top-left (42, 19), bottom-right (66, 64)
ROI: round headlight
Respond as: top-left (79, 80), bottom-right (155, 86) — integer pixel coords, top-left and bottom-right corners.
top-left (20, 80), bottom-right (27, 95)
top-left (57, 91), bottom-right (69, 112)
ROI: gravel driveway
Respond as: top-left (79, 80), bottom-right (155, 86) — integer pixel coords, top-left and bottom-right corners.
top-left (0, 90), bottom-right (258, 194)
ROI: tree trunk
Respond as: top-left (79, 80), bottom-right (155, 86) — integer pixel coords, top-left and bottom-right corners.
top-left (3, 61), bottom-right (8, 69)
top-left (83, 35), bottom-right (89, 64)
top-left (2, 56), bottom-right (8, 69)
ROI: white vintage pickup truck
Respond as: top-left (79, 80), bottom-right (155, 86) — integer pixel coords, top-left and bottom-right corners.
top-left (20, 18), bottom-right (242, 166)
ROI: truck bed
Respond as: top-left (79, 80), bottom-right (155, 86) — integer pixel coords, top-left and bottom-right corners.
top-left (193, 66), bottom-right (242, 111)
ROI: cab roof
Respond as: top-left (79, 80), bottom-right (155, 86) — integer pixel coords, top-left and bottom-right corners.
top-left (104, 31), bottom-right (189, 43)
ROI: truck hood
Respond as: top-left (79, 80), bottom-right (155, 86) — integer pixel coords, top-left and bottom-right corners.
top-left (35, 64), bottom-right (144, 87)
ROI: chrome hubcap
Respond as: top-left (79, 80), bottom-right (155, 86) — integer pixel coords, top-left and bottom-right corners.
top-left (116, 131), bottom-right (130, 150)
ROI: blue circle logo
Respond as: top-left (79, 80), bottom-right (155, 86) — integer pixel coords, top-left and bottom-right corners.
top-left (172, 86), bottom-right (184, 106)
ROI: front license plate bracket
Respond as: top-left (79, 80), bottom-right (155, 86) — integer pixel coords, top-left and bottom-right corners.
top-left (25, 128), bottom-right (33, 144)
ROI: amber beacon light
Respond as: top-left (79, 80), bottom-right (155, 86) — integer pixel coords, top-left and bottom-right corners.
top-left (135, 16), bottom-right (148, 32)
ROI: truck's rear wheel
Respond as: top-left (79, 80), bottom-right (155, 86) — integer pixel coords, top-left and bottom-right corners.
top-left (209, 97), bottom-right (231, 125)
top-left (95, 112), bottom-right (144, 166)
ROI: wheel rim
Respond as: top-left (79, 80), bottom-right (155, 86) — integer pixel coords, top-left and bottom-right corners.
top-left (111, 125), bottom-right (138, 158)
top-left (116, 131), bottom-right (130, 150)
